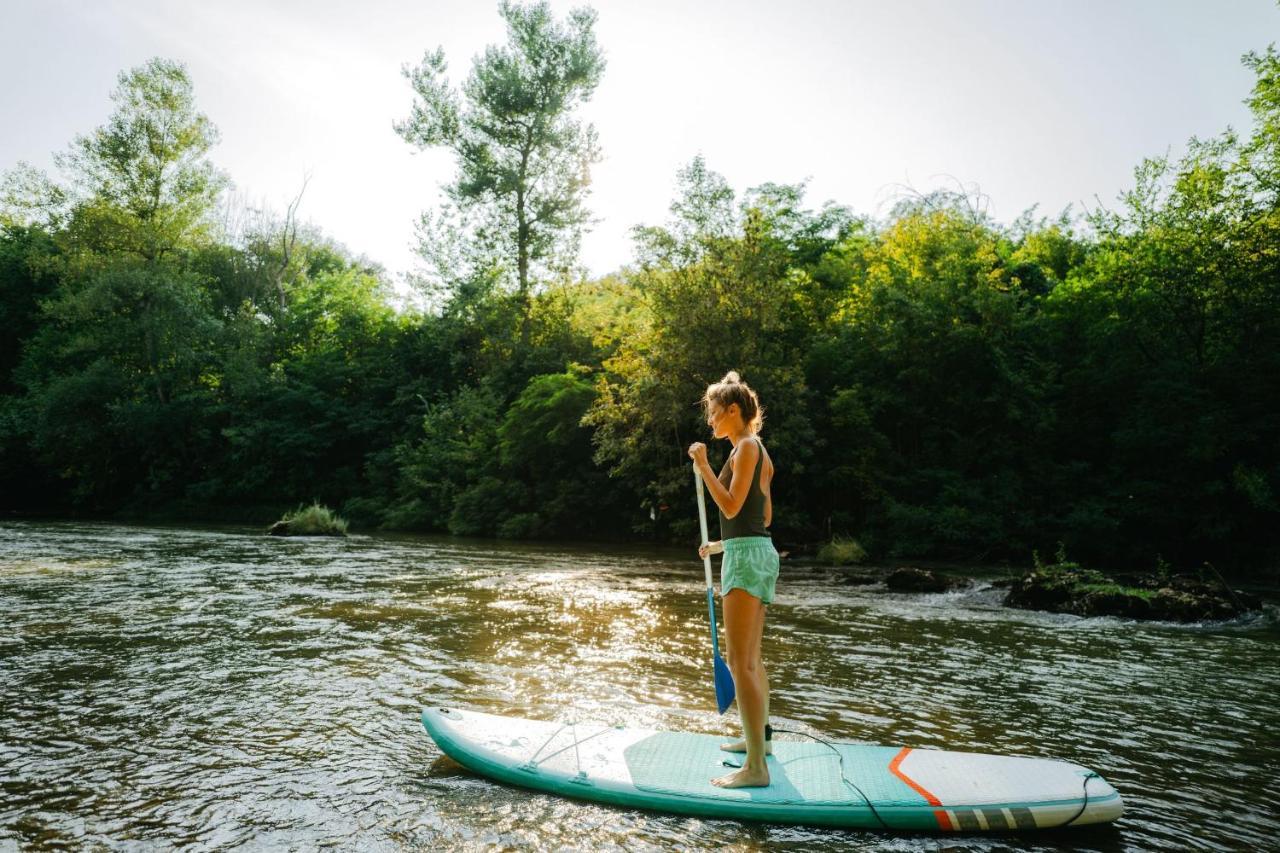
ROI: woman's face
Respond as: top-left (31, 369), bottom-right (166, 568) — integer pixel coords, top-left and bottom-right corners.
top-left (706, 401), bottom-right (736, 438)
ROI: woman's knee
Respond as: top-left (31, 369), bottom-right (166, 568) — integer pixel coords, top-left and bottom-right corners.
top-left (727, 649), bottom-right (759, 677)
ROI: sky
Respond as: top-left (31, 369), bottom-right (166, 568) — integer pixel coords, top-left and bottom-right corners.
top-left (3, 0), bottom-right (1278, 301)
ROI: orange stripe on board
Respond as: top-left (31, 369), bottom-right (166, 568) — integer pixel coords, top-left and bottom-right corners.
top-left (889, 747), bottom-right (952, 829)
top-left (889, 747), bottom-right (941, 805)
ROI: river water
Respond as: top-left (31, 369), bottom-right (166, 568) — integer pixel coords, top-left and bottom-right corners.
top-left (1, 521), bottom-right (1276, 851)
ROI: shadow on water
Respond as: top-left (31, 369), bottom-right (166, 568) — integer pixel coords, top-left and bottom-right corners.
top-left (1, 520), bottom-right (1277, 850)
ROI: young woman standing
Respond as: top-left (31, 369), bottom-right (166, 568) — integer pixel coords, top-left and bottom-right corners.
top-left (687, 371), bottom-right (779, 788)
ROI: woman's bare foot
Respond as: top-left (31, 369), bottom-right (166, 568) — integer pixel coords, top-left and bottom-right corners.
top-left (711, 765), bottom-right (771, 788)
top-left (719, 738), bottom-right (772, 755)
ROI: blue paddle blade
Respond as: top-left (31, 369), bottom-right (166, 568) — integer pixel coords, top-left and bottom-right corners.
top-left (713, 653), bottom-right (736, 714)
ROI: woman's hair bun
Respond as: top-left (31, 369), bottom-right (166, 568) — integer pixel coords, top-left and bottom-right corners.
top-left (702, 370), bottom-right (765, 435)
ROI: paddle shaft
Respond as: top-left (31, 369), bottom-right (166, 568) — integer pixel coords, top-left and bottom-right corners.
top-left (694, 469), bottom-right (722, 658)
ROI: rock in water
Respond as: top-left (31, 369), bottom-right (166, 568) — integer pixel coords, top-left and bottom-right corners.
top-left (1004, 570), bottom-right (1261, 622)
top-left (885, 567), bottom-right (952, 592)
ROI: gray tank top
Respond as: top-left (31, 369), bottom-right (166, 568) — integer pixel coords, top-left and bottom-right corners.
top-left (717, 436), bottom-right (770, 540)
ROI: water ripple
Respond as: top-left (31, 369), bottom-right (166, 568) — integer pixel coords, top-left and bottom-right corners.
top-left (1, 520), bottom-right (1277, 850)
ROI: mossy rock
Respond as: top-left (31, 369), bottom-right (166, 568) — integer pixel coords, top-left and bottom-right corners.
top-left (885, 567), bottom-right (953, 593)
top-left (1005, 569), bottom-right (1259, 622)
top-left (1075, 586), bottom-right (1154, 619)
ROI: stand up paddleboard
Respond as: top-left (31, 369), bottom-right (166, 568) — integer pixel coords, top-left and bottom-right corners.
top-left (422, 707), bottom-right (1123, 831)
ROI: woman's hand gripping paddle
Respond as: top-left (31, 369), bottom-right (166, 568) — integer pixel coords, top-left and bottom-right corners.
top-left (695, 468), bottom-right (736, 714)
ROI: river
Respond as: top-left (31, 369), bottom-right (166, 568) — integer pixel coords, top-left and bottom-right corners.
top-left (1, 521), bottom-right (1276, 851)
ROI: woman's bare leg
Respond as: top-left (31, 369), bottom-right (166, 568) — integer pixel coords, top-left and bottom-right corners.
top-left (721, 600), bottom-right (770, 754)
top-left (711, 589), bottom-right (769, 787)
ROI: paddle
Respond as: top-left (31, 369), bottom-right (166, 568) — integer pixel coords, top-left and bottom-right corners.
top-left (695, 468), bottom-right (736, 714)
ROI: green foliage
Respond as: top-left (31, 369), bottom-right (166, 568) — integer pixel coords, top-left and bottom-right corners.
top-left (390, 368), bottom-right (619, 539)
top-left (1075, 582), bottom-right (1156, 601)
top-left (449, 476), bottom-right (514, 536)
top-left (388, 381), bottom-right (507, 532)
top-left (24, 57), bottom-right (227, 260)
top-left (278, 501), bottom-right (349, 535)
top-left (0, 224), bottom-right (59, 395)
top-left (1027, 543), bottom-right (1159, 603)
top-left (586, 158), bottom-right (838, 540)
top-left (806, 200), bottom-right (1060, 559)
top-left (1023, 44), bottom-right (1280, 570)
top-left (1031, 542), bottom-right (1107, 585)
top-left (0, 36), bottom-right (1277, 580)
top-left (498, 370), bottom-right (594, 469)
top-left (498, 368), bottom-right (617, 534)
top-left (816, 535), bottom-right (867, 566)
top-left (396, 0), bottom-right (605, 341)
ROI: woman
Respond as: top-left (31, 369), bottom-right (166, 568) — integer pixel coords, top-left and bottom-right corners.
top-left (687, 370), bottom-right (779, 788)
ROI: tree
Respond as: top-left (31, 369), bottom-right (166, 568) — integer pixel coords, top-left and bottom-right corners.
top-left (7, 57), bottom-right (229, 263)
top-left (1043, 42), bottom-right (1280, 569)
top-left (587, 159), bottom-right (848, 540)
top-left (4, 58), bottom-right (228, 509)
top-left (395, 0), bottom-right (605, 343)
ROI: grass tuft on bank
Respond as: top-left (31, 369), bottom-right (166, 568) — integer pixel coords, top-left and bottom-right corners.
top-left (267, 502), bottom-right (349, 537)
top-left (817, 535), bottom-right (867, 565)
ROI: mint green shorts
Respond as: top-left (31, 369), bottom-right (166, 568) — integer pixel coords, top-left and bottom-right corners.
top-left (720, 536), bottom-right (780, 605)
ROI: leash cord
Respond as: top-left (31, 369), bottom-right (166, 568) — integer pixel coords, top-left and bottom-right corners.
top-left (1058, 771), bottom-right (1099, 827)
top-left (723, 726), bottom-right (891, 831)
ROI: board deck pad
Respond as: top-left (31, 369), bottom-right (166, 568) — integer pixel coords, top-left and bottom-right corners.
top-left (626, 733), bottom-right (910, 805)
top-left (421, 707), bottom-right (1124, 831)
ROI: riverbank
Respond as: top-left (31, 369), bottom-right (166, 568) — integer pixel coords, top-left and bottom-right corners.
top-left (782, 553), bottom-right (1277, 623)
top-left (5, 510), bottom-right (1277, 618)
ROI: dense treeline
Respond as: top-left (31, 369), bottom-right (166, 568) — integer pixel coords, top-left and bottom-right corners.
top-left (1, 6), bottom-right (1277, 576)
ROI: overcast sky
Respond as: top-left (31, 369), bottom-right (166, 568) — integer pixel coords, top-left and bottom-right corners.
top-left (4, 0), bottom-right (1277, 296)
